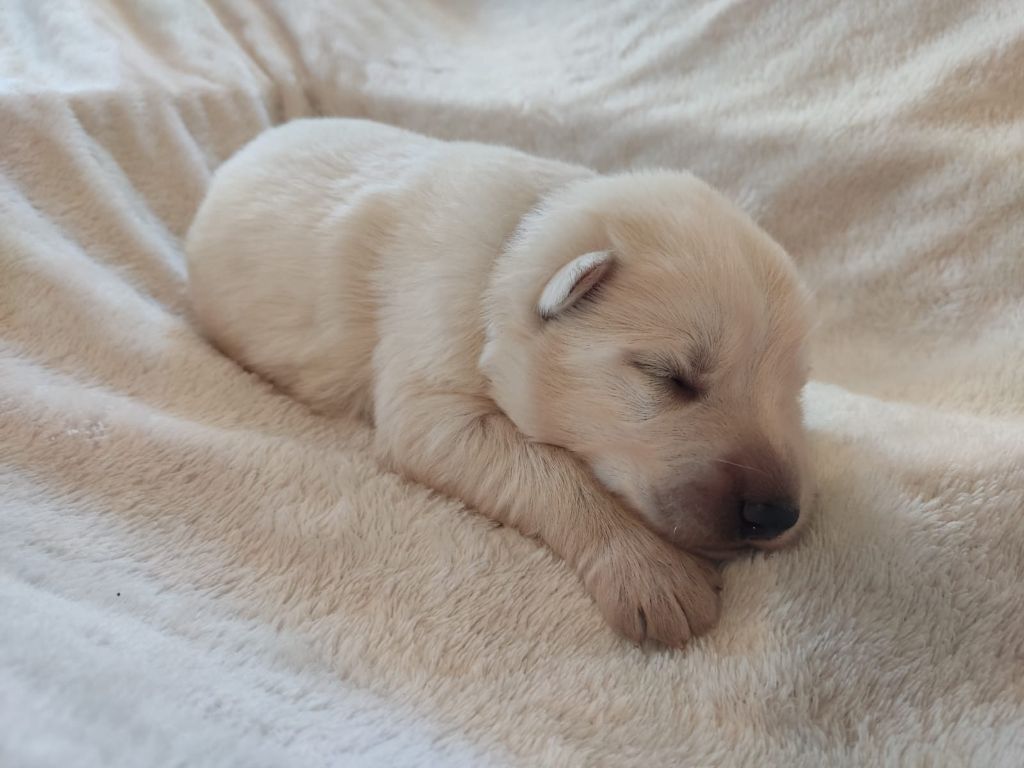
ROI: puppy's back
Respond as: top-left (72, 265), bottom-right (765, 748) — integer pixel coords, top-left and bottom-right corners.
top-left (185, 119), bottom-right (436, 412)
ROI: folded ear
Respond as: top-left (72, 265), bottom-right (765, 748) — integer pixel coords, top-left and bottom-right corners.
top-left (537, 250), bottom-right (616, 319)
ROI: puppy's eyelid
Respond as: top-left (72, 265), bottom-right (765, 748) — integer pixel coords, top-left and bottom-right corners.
top-left (669, 374), bottom-right (701, 401)
top-left (630, 359), bottom-right (703, 401)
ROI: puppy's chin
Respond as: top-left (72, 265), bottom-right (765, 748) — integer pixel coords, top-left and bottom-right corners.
top-left (656, 523), bottom-right (745, 561)
top-left (688, 545), bottom-right (748, 561)
top-left (745, 525), bottom-right (805, 553)
top-left (680, 536), bottom-right (799, 562)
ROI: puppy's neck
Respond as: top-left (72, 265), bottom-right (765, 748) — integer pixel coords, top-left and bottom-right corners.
top-left (478, 175), bottom-right (600, 437)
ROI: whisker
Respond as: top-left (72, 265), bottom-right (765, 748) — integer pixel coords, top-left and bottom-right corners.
top-left (713, 458), bottom-right (770, 477)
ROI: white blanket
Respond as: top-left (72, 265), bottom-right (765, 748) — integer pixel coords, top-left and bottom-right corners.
top-left (2, 2), bottom-right (1022, 766)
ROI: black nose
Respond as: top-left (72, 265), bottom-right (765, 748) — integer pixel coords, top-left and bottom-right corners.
top-left (740, 501), bottom-right (799, 540)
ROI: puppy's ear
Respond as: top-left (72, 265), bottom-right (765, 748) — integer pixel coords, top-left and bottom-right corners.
top-left (537, 250), bottom-right (615, 319)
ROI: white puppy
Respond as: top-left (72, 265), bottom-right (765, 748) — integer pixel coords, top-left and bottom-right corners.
top-left (187, 118), bottom-right (811, 647)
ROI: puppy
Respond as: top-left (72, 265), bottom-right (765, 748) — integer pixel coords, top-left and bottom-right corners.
top-left (186, 118), bottom-right (811, 647)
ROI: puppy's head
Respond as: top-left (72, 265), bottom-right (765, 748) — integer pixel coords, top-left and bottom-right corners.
top-left (482, 172), bottom-right (812, 558)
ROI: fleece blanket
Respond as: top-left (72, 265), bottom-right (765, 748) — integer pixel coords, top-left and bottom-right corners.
top-left (2, 1), bottom-right (1023, 766)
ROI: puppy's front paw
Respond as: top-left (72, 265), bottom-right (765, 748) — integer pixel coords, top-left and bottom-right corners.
top-left (582, 531), bottom-right (722, 648)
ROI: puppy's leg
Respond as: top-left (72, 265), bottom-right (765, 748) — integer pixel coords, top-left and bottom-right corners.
top-left (375, 389), bottom-right (721, 647)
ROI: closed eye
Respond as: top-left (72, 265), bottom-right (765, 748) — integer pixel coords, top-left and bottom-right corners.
top-left (631, 359), bottom-right (703, 402)
top-left (668, 375), bottom-right (700, 401)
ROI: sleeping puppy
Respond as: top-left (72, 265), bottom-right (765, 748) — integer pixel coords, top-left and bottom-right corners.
top-left (186, 118), bottom-right (811, 648)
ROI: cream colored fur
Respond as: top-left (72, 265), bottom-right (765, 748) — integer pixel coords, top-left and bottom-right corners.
top-left (187, 118), bottom-right (809, 646)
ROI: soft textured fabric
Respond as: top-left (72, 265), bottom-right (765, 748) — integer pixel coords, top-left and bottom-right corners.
top-left (1, 2), bottom-right (1022, 766)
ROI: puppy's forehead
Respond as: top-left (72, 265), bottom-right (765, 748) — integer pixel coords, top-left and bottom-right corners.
top-left (597, 272), bottom-right (741, 371)
top-left (608, 244), bottom-right (765, 332)
top-left (595, 239), bottom-right (806, 378)
top-left (586, 183), bottom-right (808, 358)
top-left (608, 205), bottom-right (804, 321)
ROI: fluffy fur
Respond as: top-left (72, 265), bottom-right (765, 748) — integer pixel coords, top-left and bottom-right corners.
top-left (186, 118), bottom-right (810, 646)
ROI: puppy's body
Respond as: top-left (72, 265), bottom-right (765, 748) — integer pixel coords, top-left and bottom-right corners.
top-left (187, 118), bottom-right (810, 646)
top-left (189, 120), bottom-right (583, 421)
